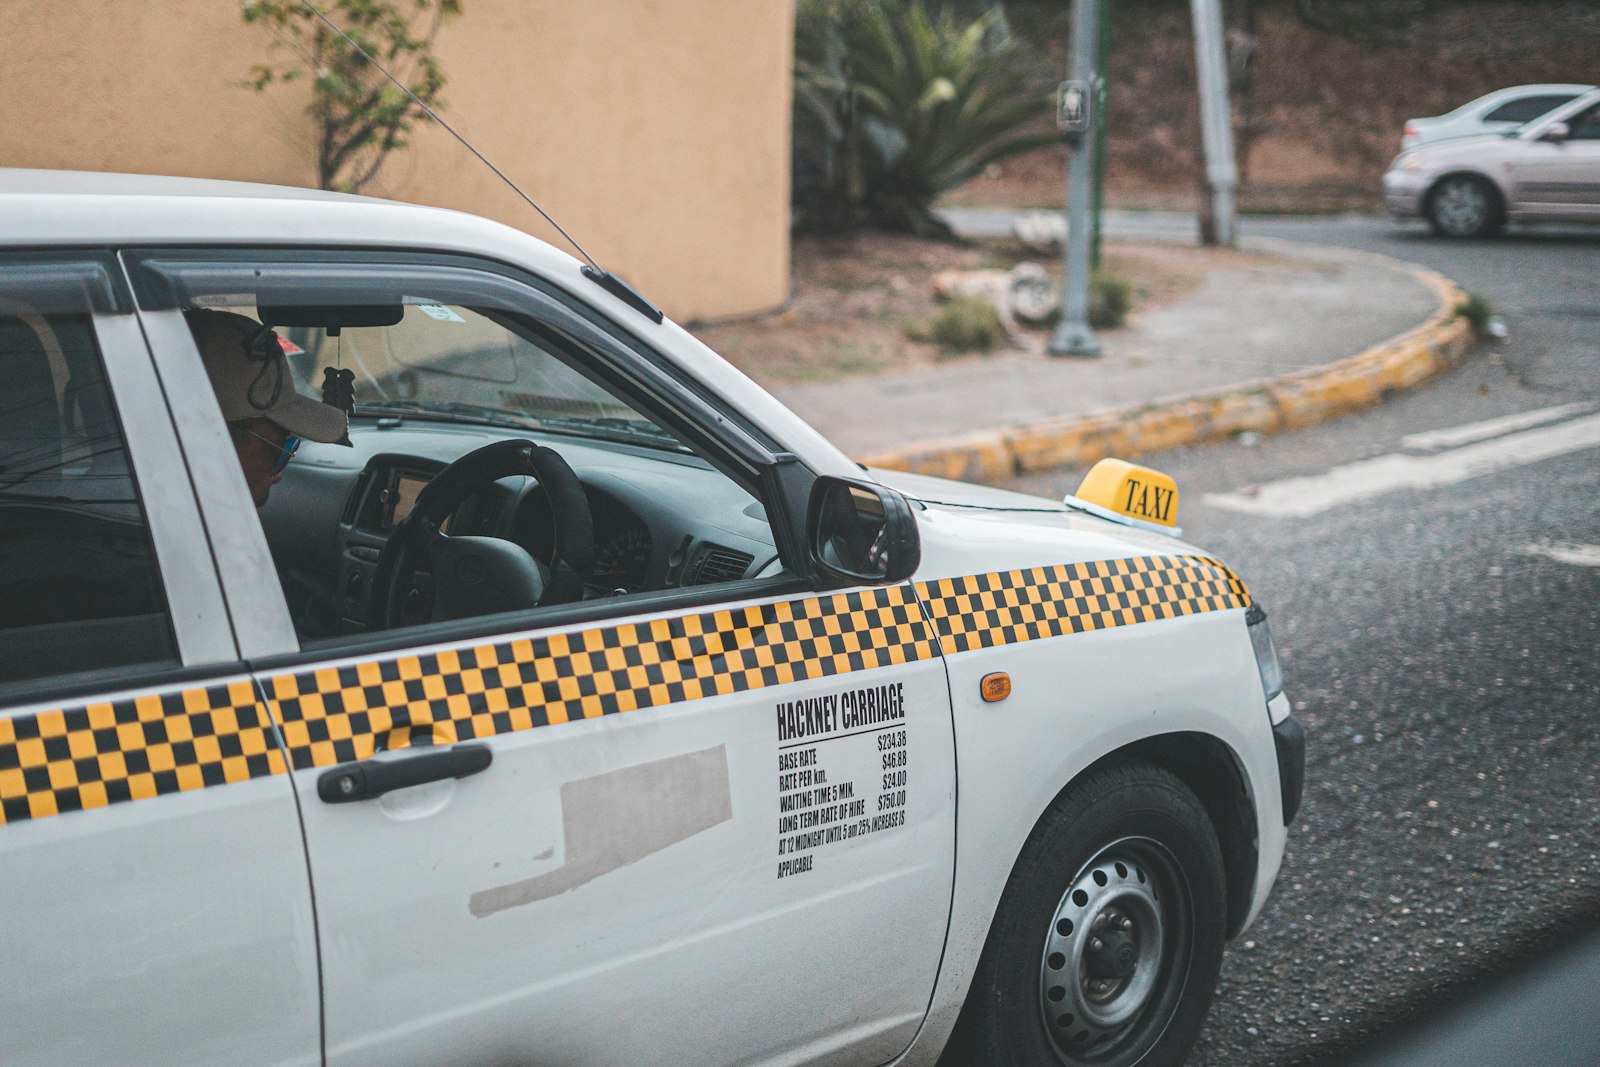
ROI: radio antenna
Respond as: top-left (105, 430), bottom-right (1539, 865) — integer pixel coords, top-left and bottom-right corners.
top-left (298, 0), bottom-right (599, 271)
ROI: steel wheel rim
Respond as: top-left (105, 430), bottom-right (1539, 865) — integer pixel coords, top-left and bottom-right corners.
top-left (1038, 837), bottom-right (1192, 1063)
top-left (1435, 179), bottom-right (1488, 235)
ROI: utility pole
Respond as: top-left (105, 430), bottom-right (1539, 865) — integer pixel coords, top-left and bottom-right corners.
top-left (1048, 0), bottom-right (1103, 357)
top-left (1091, 0), bottom-right (1108, 269)
top-left (1191, 0), bottom-right (1238, 246)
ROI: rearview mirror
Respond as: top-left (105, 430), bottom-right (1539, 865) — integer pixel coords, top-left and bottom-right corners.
top-left (806, 476), bottom-right (921, 585)
top-left (258, 303), bottom-right (405, 331)
top-left (1540, 121), bottom-right (1571, 144)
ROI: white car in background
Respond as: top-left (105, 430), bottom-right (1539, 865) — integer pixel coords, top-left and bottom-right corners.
top-left (1402, 83), bottom-right (1595, 150)
top-left (1385, 88), bottom-right (1600, 236)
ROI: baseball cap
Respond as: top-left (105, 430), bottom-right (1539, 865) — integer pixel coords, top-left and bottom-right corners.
top-left (185, 309), bottom-right (349, 444)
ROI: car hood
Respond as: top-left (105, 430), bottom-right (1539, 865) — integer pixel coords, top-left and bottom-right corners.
top-left (869, 466), bottom-right (1212, 563)
top-left (1402, 132), bottom-right (1517, 165)
top-left (868, 468), bottom-right (1070, 512)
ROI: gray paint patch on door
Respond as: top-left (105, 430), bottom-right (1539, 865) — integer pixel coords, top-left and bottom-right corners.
top-left (470, 745), bottom-right (733, 918)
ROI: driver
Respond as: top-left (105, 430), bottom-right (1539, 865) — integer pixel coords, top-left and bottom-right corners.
top-left (186, 309), bottom-right (350, 507)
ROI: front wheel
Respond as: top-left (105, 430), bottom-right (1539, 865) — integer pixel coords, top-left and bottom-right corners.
top-left (1426, 174), bottom-right (1502, 238)
top-left (948, 762), bottom-right (1227, 1067)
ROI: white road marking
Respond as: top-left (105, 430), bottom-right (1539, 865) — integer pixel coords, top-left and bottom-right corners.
top-left (1401, 403), bottom-right (1594, 453)
top-left (1205, 413), bottom-right (1600, 518)
top-left (1516, 542), bottom-right (1600, 568)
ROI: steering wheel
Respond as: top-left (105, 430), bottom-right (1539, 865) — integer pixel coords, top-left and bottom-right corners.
top-left (369, 440), bottom-right (594, 629)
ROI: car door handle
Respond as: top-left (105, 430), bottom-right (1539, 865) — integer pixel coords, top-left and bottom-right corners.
top-left (317, 743), bottom-right (493, 804)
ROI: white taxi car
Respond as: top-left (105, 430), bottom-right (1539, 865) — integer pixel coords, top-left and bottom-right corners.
top-left (0, 170), bottom-right (1301, 1067)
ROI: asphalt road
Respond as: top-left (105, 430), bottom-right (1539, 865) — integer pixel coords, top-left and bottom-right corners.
top-left (1005, 215), bottom-right (1600, 1065)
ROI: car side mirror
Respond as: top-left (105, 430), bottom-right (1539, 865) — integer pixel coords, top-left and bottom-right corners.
top-left (806, 476), bottom-right (921, 585)
top-left (1540, 121), bottom-right (1571, 144)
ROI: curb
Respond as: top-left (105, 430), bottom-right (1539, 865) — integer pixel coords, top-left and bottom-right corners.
top-left (856, 252), bottom-right (1475, 483)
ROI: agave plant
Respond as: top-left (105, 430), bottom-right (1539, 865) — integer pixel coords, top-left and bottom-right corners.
top-left (794, 0), bottom-right (1056, 237)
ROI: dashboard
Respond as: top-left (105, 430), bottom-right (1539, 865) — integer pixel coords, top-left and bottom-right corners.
top-left (259, 420), bottom-right (781, 637)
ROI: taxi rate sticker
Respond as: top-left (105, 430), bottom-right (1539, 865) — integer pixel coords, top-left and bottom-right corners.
top-left (773, 681), bottom-right (907, 879)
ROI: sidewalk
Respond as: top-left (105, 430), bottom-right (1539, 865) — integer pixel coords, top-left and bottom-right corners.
top-left (766, 225), bottom-right (1460, 473)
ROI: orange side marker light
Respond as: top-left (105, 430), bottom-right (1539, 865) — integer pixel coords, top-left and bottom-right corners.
top-left (980, 672), bottom-right (1011, 703)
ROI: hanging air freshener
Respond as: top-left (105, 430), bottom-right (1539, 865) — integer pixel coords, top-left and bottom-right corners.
top-left (320, 366), bottom-right (356, 446)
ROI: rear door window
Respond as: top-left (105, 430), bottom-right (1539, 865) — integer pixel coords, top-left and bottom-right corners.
top-left (0, 283), bottom-right (178, 693)
top-left (1484, 94), bottom-right (1579, 124)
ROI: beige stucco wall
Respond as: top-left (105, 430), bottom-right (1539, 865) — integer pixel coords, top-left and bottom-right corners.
top-left (1, 1), bottom-right (794, 321)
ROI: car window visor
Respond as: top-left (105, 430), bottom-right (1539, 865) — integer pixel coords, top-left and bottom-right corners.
top-left (0, 253), bottom-right (125, 314)
top-left (128, 258), bottom-right (461, 311)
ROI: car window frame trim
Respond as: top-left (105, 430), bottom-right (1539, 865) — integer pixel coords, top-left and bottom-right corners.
top-left (94, 309), bottom-right (241, 666)
top-left (123, 294), bottom-right (305, 659)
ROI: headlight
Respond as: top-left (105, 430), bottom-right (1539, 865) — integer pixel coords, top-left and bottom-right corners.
top-left (1245, 604), bottom-right (1283, 703)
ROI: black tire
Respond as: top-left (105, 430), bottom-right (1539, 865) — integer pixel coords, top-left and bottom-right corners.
top-left (945, 762), bottom-right (1227, 1067)
top-left (1425, 174), bottom-right (1503, 238)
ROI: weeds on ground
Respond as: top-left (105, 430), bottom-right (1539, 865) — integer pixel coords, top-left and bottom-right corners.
top-left (1035, 269), bottom-right (1136, 330)
top-left (1090, 269), bottom-right (1134, 330)
top-left (1454, 293), bottom-right (1494, 337)
top-left (906, 267), bottom-right (1135, 354)
top-left (909, 298), bottom-right (1007, 354)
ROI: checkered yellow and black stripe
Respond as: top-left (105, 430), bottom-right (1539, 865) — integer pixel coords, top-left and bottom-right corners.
top-left (0, 586), bottom-right (936, 823)
top-left (0, 680), bottom-right (285, 825)
top-left (0, 556), bottom-right (1248, 826)
top-left (914, 554), bottom-right (1250, 655)
top-left (264, 585), bottom-right (939, 770)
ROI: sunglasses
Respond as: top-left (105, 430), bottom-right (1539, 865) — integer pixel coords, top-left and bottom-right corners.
top-left (242, 427), bottom-right (302, 475)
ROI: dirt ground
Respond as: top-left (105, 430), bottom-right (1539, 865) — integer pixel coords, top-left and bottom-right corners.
top-left (689, 233), bottom-right (1322, 388)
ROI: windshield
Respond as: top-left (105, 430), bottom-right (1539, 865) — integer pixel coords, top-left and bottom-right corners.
top-left (195, 297), bottom-right (687, 451)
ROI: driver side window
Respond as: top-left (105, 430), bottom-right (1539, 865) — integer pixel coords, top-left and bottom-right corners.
top-left (136, 254), bottom-right (787, 650)
top-left (1567, 103), bottom-right (1600, 141)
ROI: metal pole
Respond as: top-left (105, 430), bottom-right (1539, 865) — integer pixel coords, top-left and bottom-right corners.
top-left (1048, 0), bottom-right (1102, 357)
top-left (1091, 0), bottom-right (1108, 270)
top-left (1190, 0), bottom-right (1238, 247)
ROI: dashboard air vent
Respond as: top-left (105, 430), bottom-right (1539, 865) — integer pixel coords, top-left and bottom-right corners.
top-left (689, 546), bottom-right (754, 585)
top-left (341, 471), bottom-right (373, 526)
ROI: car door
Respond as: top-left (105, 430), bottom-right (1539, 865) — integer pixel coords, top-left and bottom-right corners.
top-left (1512, 99), bottom-right (1600, 218)
top-left (130, 249), bottom-right (958, 1067)
top-left (0, 254), bottom-right (320, 1066)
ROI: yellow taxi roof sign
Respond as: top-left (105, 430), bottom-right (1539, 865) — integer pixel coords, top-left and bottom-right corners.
top-left (1064, 458), bottom-right (1182, 536)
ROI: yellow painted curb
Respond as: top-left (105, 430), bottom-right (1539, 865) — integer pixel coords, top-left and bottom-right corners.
top-left (858, 429), bottom-right (1013, 482)
top-left (859, 257), bottom-right (1476, 481)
